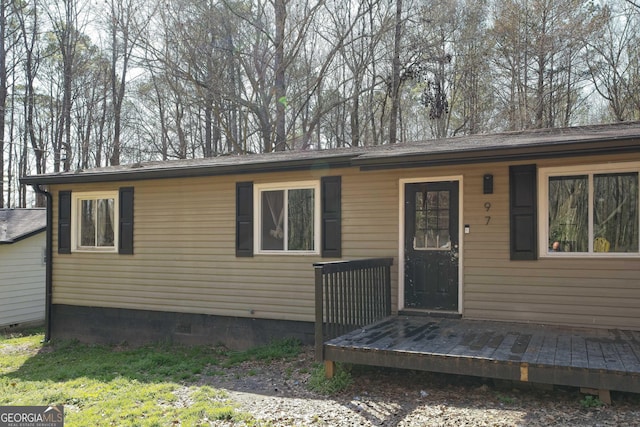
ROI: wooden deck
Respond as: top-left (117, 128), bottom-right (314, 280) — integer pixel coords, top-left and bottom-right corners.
top-left (322, 316), bottom-right (640, 397)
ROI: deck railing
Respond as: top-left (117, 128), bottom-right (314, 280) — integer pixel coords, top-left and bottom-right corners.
top-left (314, 257), bottom-right (393, 360)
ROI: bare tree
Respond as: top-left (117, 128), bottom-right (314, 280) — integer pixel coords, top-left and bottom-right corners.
top-left (4, 0), bottom-right (640, 199)
top-left (74, 44), bottom-right (110, 169)
top-left (13, 0), bottom-right (48, 205)
top-left (491, 0), bottom-right (595, 130)
top-left (388, 0), bottom-right (403, 144)
top-left (273, 0), bottom-right (286, 151)
top-left (284, 0), bottom-right (385, 149)
top-left (405, 0), bottom-right (458, 139)
top-left (102, 0), bottom-right (152, 165)
top-left (0, 0), bottom-right (17, 207)
top-left (448, 0), bottom-right (494, 135)
top-left (0, 0), bottom-right (8, 207)
top-left (146, 0), bottom-right (247, 155)
top-left (624, 0), bottom-right (640, 10)
top-left (585, 3), bottom-right (640, 121)
top-left (46, 0), bottom-right (88, 172)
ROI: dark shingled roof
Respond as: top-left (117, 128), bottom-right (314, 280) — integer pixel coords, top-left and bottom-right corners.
top-left (0, 209), bottom-right (47, 244)
top-left (20, 121), bottom-right (640, 185)
top-left (356, 121), bottom-right (640, 159)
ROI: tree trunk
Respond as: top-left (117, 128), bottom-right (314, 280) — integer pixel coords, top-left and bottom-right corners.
top-left (205, 103), bottom-right (213, 157)
top-left (273, 0), bottom-right (286, 151)
top-left (389, 0), bottom-right (402, 144)
top-left (0, 1), bottom-right (7, 207)
top-left (274, 0), bottom-right (287, 151)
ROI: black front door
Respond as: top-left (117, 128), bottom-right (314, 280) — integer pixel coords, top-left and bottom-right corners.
top-left (404, 181), bottom-right (459, 311)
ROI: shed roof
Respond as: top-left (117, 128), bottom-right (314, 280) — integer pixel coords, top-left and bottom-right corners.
top-left (0, 209), bottom-right (46, 244)
top-left (21, 121), bottom-right (640, 185)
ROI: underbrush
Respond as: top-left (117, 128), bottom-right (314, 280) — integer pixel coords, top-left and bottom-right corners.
top-left (308, 362), bottom-right (353, 395)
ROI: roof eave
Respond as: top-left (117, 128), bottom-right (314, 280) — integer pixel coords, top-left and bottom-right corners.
top-left (21, 154), bottom-right (358, 185)
top-left (0, 227), bottom-right (46, 244)
top-left (20, 131), bottom-right (640, 185)
top-left (355, 137), bottom-right (640, 170)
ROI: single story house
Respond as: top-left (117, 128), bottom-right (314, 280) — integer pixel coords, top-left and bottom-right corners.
top-left (0, 208), bottom-right (47, 328)
top-left (20, 122), bottom-right (640, 350)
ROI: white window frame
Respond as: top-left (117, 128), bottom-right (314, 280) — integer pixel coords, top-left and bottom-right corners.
top-left (71, 191), bottom-right (119, 253)
top-left (538, 162), bottom-right (640, 258)
top-left (254, 181), bottom-right (320, 255)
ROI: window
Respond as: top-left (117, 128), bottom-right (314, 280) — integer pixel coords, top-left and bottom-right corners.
top-left (236, 177), bottom-right (341, 258)
top-left (255, 181), bottom-right (320, 254)
top-left (413, 189), bottom-right (451, 250)
top-left (540, 164), bottom-right (640, 256)
top-left (72, 192), bottom-right (119, 252)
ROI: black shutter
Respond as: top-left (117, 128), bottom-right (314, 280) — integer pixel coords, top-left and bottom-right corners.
top-left (321, 176), bottom-right (342, 258)
top-left (119, 187), bottom-right (134, 254)
top-left (58, 191), bottom-right (72, 254)
top-left (510, 164), bottom-right (537, 260)
top-left (236, 182), bottom-right (254, 257)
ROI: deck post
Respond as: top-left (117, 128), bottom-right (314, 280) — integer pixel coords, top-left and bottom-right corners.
top-left (598, 390), bottom-right (611, 405)
top-left (324, 360), bottom-right (336, 379)
top-left (314, 264), bottom-right (324, 362)
top-left (580, 387), bottom-right (612, 405)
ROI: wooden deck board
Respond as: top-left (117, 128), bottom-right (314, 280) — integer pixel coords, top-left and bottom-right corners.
top-left (622, 332), bottom-right (640, 359)
top-left (571, 335), bottom-right (589, 369)
top-left (520, 332), bottom-right (544, 363)
top-left (357, 325), bottom-right (406, 349)
top-left (630, 330), bottom-right (640, 342)
top-left (536, 334), bottom-right (558, 365)
top-left (477, 333), bottom-right (505, 359)
top-left (394, 321), bottom-right (441, 351)
top-left (554, 335), bottom-right (572, 366)
top-left (323, 316), bottom-right (640, 394)
top-left (413, 322), bottom-right (462, 355)
top-left (511, 333), bottom-right (532, 355)
top-left (615, 342), bottom-right (640, 371)
top-left (448, 332), bottom-right (478, 356)
top-left (492, 333), bottom-right (519, 361)
top-left (601, 341), bottom-right (626, 372)
top-left (334, 318), bottom-right (399, 348)
top-left (586, 339), bottom-right (606, 369)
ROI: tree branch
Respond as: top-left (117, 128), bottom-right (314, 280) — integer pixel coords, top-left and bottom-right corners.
top-left (624, 0), bottom-right (640, 9)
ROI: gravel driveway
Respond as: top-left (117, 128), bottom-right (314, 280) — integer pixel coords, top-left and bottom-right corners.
top-left (200, 346), bottom-right (640, 426)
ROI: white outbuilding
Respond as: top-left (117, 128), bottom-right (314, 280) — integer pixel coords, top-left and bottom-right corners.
top-left (0, 208), bottom-right (46, 328)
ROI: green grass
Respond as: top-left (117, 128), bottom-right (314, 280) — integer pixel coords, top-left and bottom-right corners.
top-left (496, 393), bottom-right (516, 404)
top-left (221, 337), bottom-right (301, 367)
top-left (580, 395), bottom-right (606, 408)
top-left (308, 363), bottom-right (353, 395)
top-left (0, 329), bottom-right (301, 426)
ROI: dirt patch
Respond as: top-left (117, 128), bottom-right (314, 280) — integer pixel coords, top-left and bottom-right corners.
top-left (197, 346), bottom-right (640, 426)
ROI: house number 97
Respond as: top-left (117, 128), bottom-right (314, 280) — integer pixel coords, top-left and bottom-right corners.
top-left (484, 202), bottom-right (491, 225)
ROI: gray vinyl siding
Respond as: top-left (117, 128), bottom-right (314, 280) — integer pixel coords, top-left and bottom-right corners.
top-left (0, 235), bottom-right (46, 327)
top-left (50, 151), bottom-right (640, 330)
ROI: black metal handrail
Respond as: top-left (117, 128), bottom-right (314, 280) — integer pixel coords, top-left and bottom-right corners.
top-left (314, 257), bottom-right (393, 360)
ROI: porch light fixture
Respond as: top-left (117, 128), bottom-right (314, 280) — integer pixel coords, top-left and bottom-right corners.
top-left (483, 174), bottom-right (493, 194)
